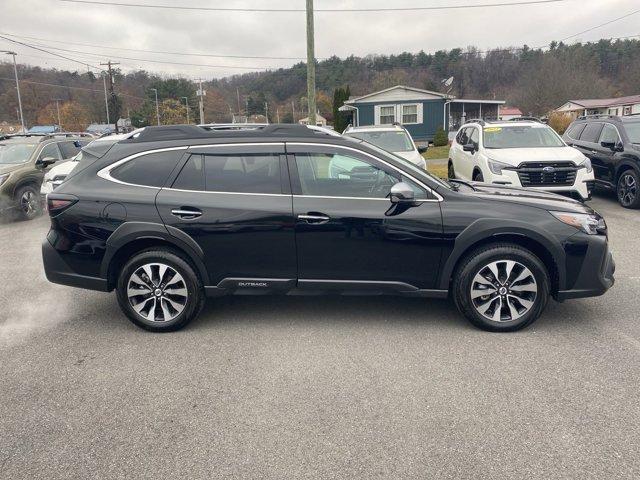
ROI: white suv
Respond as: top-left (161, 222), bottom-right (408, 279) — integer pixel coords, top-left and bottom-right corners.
top-left (343, 124), bottom-right (427, 169)
top-left (448, 120), bottom-right (595, 200)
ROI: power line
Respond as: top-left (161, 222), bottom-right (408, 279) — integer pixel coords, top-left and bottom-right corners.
top-left (557, 9), bottom-right (640, 43)
top-left (0, 32), bottom-right (314, 61)
top-left (0, 34), bottom-right (104, 72)
top-left (59, 0), bottom-right (570, 12)
top-left (0, 77), bottom-right (145, 100)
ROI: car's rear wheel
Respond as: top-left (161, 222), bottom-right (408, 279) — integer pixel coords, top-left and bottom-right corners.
top-left (453, 243), bottom-right (550, 332)
top-left (448, 161), bottom-right (456, 179)
top-left (116, 250), bottom-right (204, 332)
top-left (473, 170), bottom-right (484, 182)
top-left (617, 169), bottom-right (640, 209)
top-left (15, 185), bottom-right (42, 220)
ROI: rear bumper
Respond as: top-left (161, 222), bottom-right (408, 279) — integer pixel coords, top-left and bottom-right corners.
top-left (556, 239), bottom-right (615, 301)
top-left (42, 236), bottom-right (110, 292)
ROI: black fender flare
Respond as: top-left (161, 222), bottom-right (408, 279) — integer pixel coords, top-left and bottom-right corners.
top-left (100, 221), bottom-right (210, 285)
top-left (437, 218), bottom-right (566, 290)
top-left (614, 158), bottom-right (640, 182)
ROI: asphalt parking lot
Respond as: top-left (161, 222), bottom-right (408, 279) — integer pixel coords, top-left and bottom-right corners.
top-left (1, 192), bottom-right (639, 479)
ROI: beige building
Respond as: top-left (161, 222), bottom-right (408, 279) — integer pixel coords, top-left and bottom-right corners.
top-left (554, 95), bottom-right (640, 119)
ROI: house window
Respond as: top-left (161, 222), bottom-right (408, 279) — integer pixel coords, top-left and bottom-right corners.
top-left (379, 106), bottom-right (395, 124)
top-left (402, 104), bottom-right (418, 124)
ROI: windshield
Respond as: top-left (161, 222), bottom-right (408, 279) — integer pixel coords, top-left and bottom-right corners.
top-left (483, 125), bottom-right (565, 149)
top-left (0, 143), bottom-right (37, 164)
top-left (346, 130), bottom-right (414, 152)
top-left (344, 137), bottom-right (451, 190)
top-left (624, 122), bottom-right (640, 144)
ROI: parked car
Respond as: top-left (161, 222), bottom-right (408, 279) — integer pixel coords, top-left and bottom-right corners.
top-left (43, 124), bottom-right (614, 333)
top-left (343, 124), bottom-right (427, 169)
top-left (41, 130), bottom-right (144, 196)
top-left (448, 120), bottom-right (594, 200)
top-left (563, 114), bottom-right (640, 208)
top-left (0, 133), bottom-right (90, 220)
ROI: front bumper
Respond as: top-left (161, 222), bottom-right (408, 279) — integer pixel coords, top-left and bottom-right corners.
top-left (489, 167), bottom-right (594, 200)
top-left (556, 235), bottom-right (615, 301)
top-left (42, 235), bottom-right (109, 292)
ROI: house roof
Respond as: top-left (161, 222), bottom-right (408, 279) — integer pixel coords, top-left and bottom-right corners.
top-left (559, 95), bottom-right (640, 110)
top-left (345, 85), bottom-right (452, 104)
top-left (499, 106), bottom-right (523, 115)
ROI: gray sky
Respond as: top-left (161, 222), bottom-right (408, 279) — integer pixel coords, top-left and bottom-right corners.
top-left (1, 0), bottom-right (638, 79)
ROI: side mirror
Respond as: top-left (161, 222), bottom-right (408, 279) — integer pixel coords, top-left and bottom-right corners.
top-left (417, 145), bottom-right (428, 154)
top-left (389, 182), bottom-right (415, 204)
top-left (462, 142), bottom-right (476, 153)
top-left (37, 156), bottom-right (57, 168)
top-left (600, 140), bottom-right (616, 150)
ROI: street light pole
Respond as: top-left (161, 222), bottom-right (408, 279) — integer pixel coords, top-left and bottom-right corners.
top-left (151, 88), bottom-right (160, 126)
top-left (2, 51), bottom-right (25, 132)
top-left (182, 96), bottom-right (190, 124)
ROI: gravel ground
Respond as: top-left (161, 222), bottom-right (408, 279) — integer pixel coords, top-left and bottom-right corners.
top-left (1, 192), bottom-right (639, 479)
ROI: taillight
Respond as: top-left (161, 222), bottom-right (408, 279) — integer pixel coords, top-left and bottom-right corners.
top-left (47, 194), bottom-right (78, 215)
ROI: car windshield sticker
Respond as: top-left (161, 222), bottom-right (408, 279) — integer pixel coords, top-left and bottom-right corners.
top-left (484, 127), bottom-right (502, 132)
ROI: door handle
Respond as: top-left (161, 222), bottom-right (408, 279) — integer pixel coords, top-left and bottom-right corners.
top-left (298, 213), bottom-right (330, 224)
top-left (171, 207), bottom-right (203, 219)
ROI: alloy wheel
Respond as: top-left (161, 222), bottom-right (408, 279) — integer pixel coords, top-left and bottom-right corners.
top-left (618, 173), bottom-right (637, 207)
top-left (470, 259), bottom-right (537, 322)
top-left (20, 190), bottom-right (38, 215)
top-left (127, 263), bottom-right (188, 322)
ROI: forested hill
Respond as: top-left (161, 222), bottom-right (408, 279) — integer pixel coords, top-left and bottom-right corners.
top-left (1, 38), bottom-right (639, 129)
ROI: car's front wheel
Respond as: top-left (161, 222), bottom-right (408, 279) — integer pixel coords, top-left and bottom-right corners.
top-left (453, 243), bottom-right (550, 332)
top-left (617, 169), bottom-right (640, 209)
top-left (15, 184), bottom-right (42, 220)
top-left (116, 249), bottom-right (205, 332)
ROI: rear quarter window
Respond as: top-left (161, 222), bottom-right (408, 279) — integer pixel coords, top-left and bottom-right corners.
top-left (110, 150), bottom-right (185, 187)
top-left (565, 123), bottom-right (586, 140)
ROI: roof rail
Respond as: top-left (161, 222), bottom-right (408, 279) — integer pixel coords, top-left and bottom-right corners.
top-left (576, 114), bottom-right (620, 121)
top-left (464, 118), bottom-right (486, 126)
top-left (44, 132), bottom-right (95, 139)
top-left (132, 123), bottom-right (335, 143)
top-left (507, 116), bottom-right (542, 123)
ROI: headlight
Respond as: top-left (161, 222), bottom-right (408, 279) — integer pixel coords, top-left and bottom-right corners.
top-left (550, 211), bottom-right (606, 235)
top-left (0, 173), bottom-right (9, 187)
top-left (487, 158), bottom-right (511, 175)
top-left (578, 157), bottom-right (593, 173)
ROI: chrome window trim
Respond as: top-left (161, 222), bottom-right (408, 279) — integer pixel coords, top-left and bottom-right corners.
top-left (287, 142), bottom-right (443, 202)
top-left (97, 146), bottom-right (188, 189)
top-left (163, 187), bottom-right (288, 197)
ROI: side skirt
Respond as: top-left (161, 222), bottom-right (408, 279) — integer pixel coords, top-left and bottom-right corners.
top-left (205, 278), bottom-right (448, 298)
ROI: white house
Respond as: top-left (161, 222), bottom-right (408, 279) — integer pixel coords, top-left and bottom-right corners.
top-left (299, 113), bottom-right (327, 127)
top-left (554, 95), bottom-right (640, 119)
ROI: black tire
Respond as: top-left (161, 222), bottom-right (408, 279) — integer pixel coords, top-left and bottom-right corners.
top-left (453, 243), bottom-right (550, 332)
top-left (617, 169), bottom-right (640, 209)
top-left (472, 169), bottom-right (484, 182)
top-left (14, 184), bottom-right (42, 221)
top-left (448, 161), bottom-right (456, 179)
top-left (116, 249), bottom-right (205, 332)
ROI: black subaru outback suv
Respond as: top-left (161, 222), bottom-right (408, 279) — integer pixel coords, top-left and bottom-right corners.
top-left (42, 124), bottom-right (614, 332)
top-left (563, 114), bottom-right (640, 208)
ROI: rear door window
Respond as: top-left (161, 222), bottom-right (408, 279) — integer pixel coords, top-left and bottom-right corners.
top-left (579, 123), bottom-right (604, 143)
top-left (39, 143), bottom-right (62, 161)
top-left (172, 155), bottom-right (205, 191)
top-left (599, 124), bottom-right (620, 144)
top-left (110, 150), bottom-right (185, 187)
top-left (203, 154), bottom-right (282, 194)
top-left (58, 141), bottom-right (82, 159)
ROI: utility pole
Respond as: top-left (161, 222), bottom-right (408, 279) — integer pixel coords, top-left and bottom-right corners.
top-left (53, 98), bottom-right (62, 129)
top-left (1, 51), bottom-right (25, 132)
top-left (276, 108), bottom-right (280, 123)
top-left (265, 102), bottom-right (268, 124)
top-left (236, 87), bottom-right (241, 115)
top-left (100, 61), bottom-right (120, 132)
top-left (102, 73), bottom-right (110, 126)
top-left (291, 100), bottom-right (296, 123)
top-left (182, 96), bottom-right (190, 124)
top-left (150, 88), bottom-right (160, 126)
top-left (306, 0), bottom-right (316, 126)
top-left (196, 79), bottom-right (205, 124)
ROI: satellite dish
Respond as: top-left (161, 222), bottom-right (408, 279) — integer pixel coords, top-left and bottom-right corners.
top-left (442, 76), bottom-right (454, 87)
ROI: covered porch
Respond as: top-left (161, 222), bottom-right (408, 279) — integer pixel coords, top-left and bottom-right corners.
top-left (447, 99), bottom-right (505, 132)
